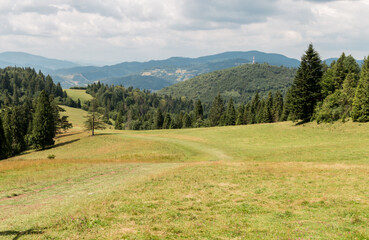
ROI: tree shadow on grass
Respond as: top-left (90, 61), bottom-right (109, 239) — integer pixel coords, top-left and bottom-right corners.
top-left (0, 229), bottom-right (44, 240)
top-left (44, 139), bottom-right (80, 150)
top-left (55, 131), bottom-right (82, 139)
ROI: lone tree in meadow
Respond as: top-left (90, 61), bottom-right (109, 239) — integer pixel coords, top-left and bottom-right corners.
top-left (84, 98), bottom-right (106, 136)
top-left (32, 90), bottom-right (56, 149)
top-left (351, 56), bottom-right (369, 122)
top-left (290, 43), bottom-right (323, 122)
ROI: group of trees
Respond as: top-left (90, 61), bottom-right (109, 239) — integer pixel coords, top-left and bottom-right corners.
top-left (285, 43), bottom-right (369, 123)
top-left (0, 67), bottom-right (72, 160)
top-left (85, 81), bottom-right (286, 131)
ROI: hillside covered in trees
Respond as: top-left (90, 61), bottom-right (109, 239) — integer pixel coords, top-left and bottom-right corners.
top-left (0, 67), bottom-right (72, 159)
top-left (158, 64), bottom-right (296, 105)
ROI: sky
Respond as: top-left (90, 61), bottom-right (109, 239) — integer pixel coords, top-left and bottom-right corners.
top-left (0, 0), bottom-right (368, 65)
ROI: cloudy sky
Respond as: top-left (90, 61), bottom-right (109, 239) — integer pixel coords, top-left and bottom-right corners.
top-left (0, 0), bottom-right (368, 65)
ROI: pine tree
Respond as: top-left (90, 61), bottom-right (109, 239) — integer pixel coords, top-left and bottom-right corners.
top-left (273, 91), bottom-right (284, 122)
top-left (290, 43), bottom-right (323, 122)
top-left (209, 93), bottom-right (224, 126)
top-left (0, 116), bottom-right (8, 159)
top-left (84, 98), bottom-right (106, 135)
top-left (163, 113), bottom-right (171, 129)
top-left (182, 113), bottom-right (192, 128)
top-left (32, 91), bottom-right (56, 149)
top-left (262, 92), bottom-right (274, 123)
top-left (352, 56), bottom-right (369, 122)
top-left (250, 92), bottom-right (260, 124)
top-left (236, 105), bottom-right (244, 125)
top-left (194, 100), bottom-right (204, 120)
top-left (115, 112), bottom-right (123, 130)
top-left (153, 107), bottom-right (164, 129)
top-left (225, 98), bottom-right (236, 125)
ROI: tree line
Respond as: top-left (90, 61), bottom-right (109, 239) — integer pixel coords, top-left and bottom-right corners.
top-left (0, 67), bottom-right (72, 160)
top-left (284, 44), bottom-right (369, 123)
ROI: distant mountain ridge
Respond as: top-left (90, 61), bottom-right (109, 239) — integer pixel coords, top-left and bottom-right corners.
top-left (0, 52), bottom-right (79, 72)
top-left (0, 51), bottom-right (364, 91)
top-left (51, 51), bottom-right (301, 89)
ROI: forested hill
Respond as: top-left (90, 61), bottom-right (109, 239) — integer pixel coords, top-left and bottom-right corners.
top-left (158, 63), bottom-right (296, 105)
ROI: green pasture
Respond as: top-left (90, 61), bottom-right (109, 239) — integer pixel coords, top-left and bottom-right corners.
top-left (1, 107), bottom-right (369, 239)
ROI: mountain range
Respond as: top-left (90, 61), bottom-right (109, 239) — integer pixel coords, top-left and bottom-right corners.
top-left (0, 51), bottom-right (363, 91)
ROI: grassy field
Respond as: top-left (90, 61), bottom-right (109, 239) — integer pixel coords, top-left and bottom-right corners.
top-left (64, 89), bottom-right (93, 103)
top-left (1, 107), bottom-right (369, 239)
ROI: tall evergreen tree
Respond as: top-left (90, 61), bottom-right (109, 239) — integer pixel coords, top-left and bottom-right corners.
top-left (209, 93), bottom-right (224, 126)
top-left (261, 92), bottom-right (274, 123)
top-left (250, 92), bottom-right (260, 124)
top-left (0, 116), bottom-right (8, 159)
top-left (182, 113), bottom-right (192, 128)
top-left (273, 91), bottom-right (284, 122)
top-left (290, 43), bottom-right (323, 122)
top-left (153, 107), bottom-right (164, 129)
top-left (236, 105), bottom-right (244, 125)
top-left (32, 91), bottom-right (56, 149)
top-left (194, 100), bottom-right (204, 120)
top-left (225, 98), bottom-right (236, 125)
top-left (352, 56), bottom-right (369, 122)
top-left (163, 113), bottom-right (171, 129)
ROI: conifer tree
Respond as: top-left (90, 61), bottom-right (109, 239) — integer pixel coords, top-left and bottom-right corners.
top-left (250, 92), bottom-right (260, 124)
top-left (352, 56), bottom-right (369, 122)
top-left (163, 113), bottom-right (171, 129)
top-left (194, 100), bottom-right (204, 120)
top-left (273, 91), bottom-right (284, 122)
top-left (0, 116), bottom-right (8, 159)
top-left (182, 113), bottom-right (192, 128)
top-left (209, 93), bottom-right (224, 126)
top-left (32, 91), bottom-right (56, 149)
top-left (290, 44), bottom-right (323, 122)
top-left (153, 107), bottom-right (164, 129)
top-left (84, 98), bottom-right (106, 135)
top-left (225, 98), bottom-right (236, 125)
top-left (261, 92), bottom-right (273, 123)
top-left (236, 105), bottom-right (244, 125)
top-left (115, 112), bottom-right (123, 130)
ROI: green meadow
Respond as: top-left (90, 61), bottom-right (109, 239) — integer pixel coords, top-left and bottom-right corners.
top-left (1, 107), bottom-right (369, 239)
top-left (65, 89), bottom-right (93, 103)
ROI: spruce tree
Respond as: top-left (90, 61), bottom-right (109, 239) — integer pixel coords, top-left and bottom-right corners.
top-left (32, 91), bottom-right (56, 149)
top-left (273, 91), bottom-right (284, 122)
top-left (0, 116), bottom-right (8, 159)
top-left (262, 92), bottom-right (274, 123)
top-left (209, 93), bottom-right (224, 126)
top-left (352, 56), bottom-right (369, 122)
top-left (163, 113), bottom-right (171, 129)
top-left (225, 98), bottom-right (236, 125)
top-left (153, 108), bottom-right (164, 129)
top-left (236, 105), bottom-right (244, 125)
top-left (290, 44), bottom-right (323, 122)
top-left (194, 100), bottom-right (204, 120)
top-left (250, 92), bottom-right (260, 124)
top-left (182, 113), bottom-right (192, 128)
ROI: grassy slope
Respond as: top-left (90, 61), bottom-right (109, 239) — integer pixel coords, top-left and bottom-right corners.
top-left (65, 89), bottom-right (93, 103)
top-left (0, 106), bottom-right (369, 239)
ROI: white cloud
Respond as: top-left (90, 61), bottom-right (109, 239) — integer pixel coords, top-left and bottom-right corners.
top-left (0, 0), bottom-right (368, 64)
